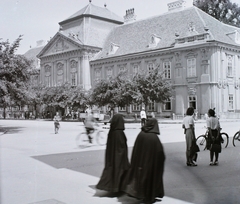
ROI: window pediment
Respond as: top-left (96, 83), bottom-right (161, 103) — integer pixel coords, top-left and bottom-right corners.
top-left (109, 43), bottom-right (119, 55)
top-left (148, 34), bottom-right (161, 48)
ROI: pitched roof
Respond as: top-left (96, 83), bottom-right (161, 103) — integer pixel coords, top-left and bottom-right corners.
top-left (94, 6), bottom-right (240, 60)
top-left (59, 2), bottom-right (123, 25)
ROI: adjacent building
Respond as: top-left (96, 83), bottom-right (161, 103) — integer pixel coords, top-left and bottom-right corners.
top-left (36, 0), bottom-right (240, 119)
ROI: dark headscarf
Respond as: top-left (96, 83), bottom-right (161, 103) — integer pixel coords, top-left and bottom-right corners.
top-left (142, 118), bottom-right (160, 134)
top-left (110, 114), bottom-right (125, 131)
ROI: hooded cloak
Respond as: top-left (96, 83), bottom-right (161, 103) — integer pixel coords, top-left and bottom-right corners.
top-left (96, 114), bottom-right (130, 192)
top-left (125, 118), bottom-right (165, 203)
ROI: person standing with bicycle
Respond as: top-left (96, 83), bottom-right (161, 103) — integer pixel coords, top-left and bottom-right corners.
top-left (206, 109), bottom-right (223, 166)
top-left (182, 107), bottom-right (198, 167)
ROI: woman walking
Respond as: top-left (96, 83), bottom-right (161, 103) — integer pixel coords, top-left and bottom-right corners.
top-left (182, 107), bottom-right (197, 166)
top-left (125, 118), bottom-right (165, 203)
top-left (96, 114), bottom-right (130, 193)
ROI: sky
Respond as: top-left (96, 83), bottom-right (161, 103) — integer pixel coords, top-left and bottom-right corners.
top-left (1, 0), bottom-right (240, 54)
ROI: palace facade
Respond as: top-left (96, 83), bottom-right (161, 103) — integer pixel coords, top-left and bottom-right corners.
top-left (36, 0), bottom-right (240, 119)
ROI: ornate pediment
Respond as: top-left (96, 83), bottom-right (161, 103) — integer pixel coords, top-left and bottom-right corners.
top-left (39, 34), bottom-right (82, 57)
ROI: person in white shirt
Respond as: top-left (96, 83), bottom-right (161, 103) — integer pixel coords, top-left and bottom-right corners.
top-left (182, 107), bottom-right (197, 166)
top-left (53, 112), bottom-right (61, 134)
top-left (140, 107), bottom-right (147, 127)
top-left (206, 109), bottom-right (222, 166)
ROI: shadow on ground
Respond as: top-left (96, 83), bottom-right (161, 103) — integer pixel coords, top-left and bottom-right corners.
top-left (0, 125), bottom-right (24, 135)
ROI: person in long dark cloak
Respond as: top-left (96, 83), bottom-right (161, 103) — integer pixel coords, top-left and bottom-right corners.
top-left (96, 114), bottom-right (130, 193)
top-left (125, 118), bottom-right (165, 203)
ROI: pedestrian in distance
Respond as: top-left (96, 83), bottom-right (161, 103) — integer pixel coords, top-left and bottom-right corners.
top-left (140, 107), bottom-right (147, 127)
top-left (96, 114), bottom-right (130, 193)
top-left (182, 107), bottom-right (198, 166)
top-left (125, 118), bottom-right (165, 204)
top-left (84, 111), bottom-right (97, 143)
top-left (53, 112), bottom-right (61, 134)
top-left (206, 108), bottom-right (223, 166)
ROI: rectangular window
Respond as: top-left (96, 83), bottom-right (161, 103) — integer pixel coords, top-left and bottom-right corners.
top-left (163, 61), bottom-right (171, 79)
top-left (189, 96), bottom-right (196, 109)
top-left (119, 106), bottom-right (126, 111)
top-left (95, 69), bottom-right (101, 82)
top-left (164, 99), bottom-right (172, 111)
top-left (148, 63), bottom-right (154, 74)
top-left (229, 94), bottom-right (234, 110)
top-left (132, 103), bottom-right (141, 111)
top-left (227, 55), bottom-right (233, 77)
top-left (71, 73), bottom-right (77, 86)
top-left (45, 76), bottom-right (51, 87)
top-left (187, 58), bottom-right (196, 77)
top-left (106, 68), bottom-right (113, 79)
top-left (133, 64), bottom-right (139, 75)
top-left (119, 65), bottom-right (125, 73)
top-left (148, 102), bottom-right (155, 111)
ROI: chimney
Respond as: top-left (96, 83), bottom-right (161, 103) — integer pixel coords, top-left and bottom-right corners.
top-left (168, 0), bottom-right (186, 11)
top-left (124, 8), bottom-right (136, 23)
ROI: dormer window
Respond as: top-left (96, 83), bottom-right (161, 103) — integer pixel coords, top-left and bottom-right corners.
top-left (148, 34), bottom-right (161, 48)
top-left (226, 30), bottom-right (240, 44)
top-left (109, 43), bottom-right (119, 55)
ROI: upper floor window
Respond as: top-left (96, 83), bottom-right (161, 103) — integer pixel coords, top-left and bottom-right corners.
top-left (109, 43), bottom-right (119, 55)
top-left (132, 64), bottom-right (139, 75)
top-left (187, 58), bottom-right (196, 77)
top-left (95, 69), bottom-right (101, 82)
top-left (163, 61), bottom-right (171, 79)
top-left (227, 55), bottom-right (233, 77)
top-left (44, 65), bottom-right (51, 87)
top-left (57, 63), bottom-right (64, 85)
top-left (118, 65), bottom-right (126, 73)
top-left (70, 60), bottom-right (77, 86)
top-left (106, 68), bottom-right (113, 79)
top-left (148, 62), bottom-right (154, 74)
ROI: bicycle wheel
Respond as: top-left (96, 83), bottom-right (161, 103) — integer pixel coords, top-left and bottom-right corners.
top-left (96, 130), bottom-right (106, 145)
top-left (76, 132), bottom-right (89, 147)
top-left (220, 132), bottom-right (229, 148)
top-left (196, 135), bottom-right (207, 151)
top-left (232, 131), bottom-right (240, 147)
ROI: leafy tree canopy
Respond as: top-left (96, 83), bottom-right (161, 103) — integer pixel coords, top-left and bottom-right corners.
top-left (194, 0), bottom-right (240, 27)
top-left (0, 36), bottom-right (33, 108)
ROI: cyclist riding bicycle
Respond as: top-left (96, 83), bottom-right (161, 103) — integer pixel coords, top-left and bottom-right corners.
top-left (84, 111), bottom-right (97, 143)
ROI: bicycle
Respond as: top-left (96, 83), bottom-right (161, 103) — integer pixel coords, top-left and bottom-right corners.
top-left (76, 124), bottom-right (107, 147)
top-left (196, 127), bottom-right (229, 151)
top-left (232, 129), bottom-right (240, 147)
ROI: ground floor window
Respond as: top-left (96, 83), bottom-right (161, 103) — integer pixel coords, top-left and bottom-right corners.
top-left (164, 99), bottom-right (172, 111)
top-left (189, 96), bottom-right (196, 109)
top-left (228, 94), bottom-right (234, 110)
top-left (119, 106), bottom-right (126, 111)
top-left (148, 102), bottom-right (155, 112)
top-left (132, 104), bottom-right (140, 111)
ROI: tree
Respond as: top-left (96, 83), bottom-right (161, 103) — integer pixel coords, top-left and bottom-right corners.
top-left (91, 68), bottom-right (173, 113)
top-left (194, 0), bottom-right (240, 27)
top-left (0, 36), bottom-right (33, 118)
top-left (90, 72), bottom-right (135, 110)
top-left (132, 67), bottom-right (173, 111)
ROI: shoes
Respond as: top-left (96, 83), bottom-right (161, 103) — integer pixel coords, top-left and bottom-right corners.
top-left (209, 162), bottom-right (214, 166)
top-left (214, 161), bottom-right (218, 165)
top-left (187, 162), bottom-right (197, 166)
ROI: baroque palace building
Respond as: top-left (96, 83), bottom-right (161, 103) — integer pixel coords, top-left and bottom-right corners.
top-left (35, 0), bottom-right (240, 119)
